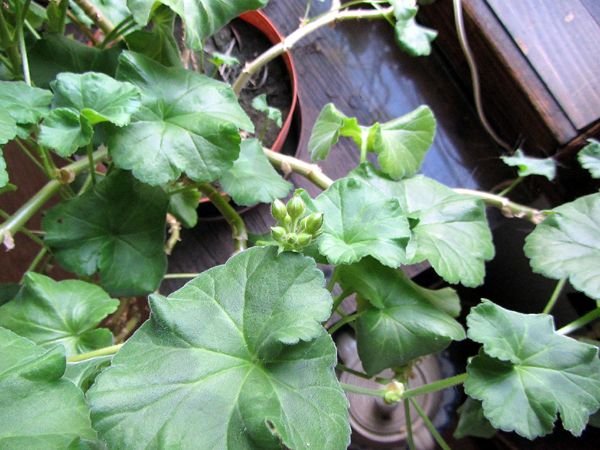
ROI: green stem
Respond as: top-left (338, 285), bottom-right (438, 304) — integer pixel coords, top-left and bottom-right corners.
top-left (15, 138), bottom-right (45, 172)
top-left (498, 176), bottom-right (524, 197)
top-left (17, 22), bottom-right (31, 85)
top-left (0, 148), bottom-right (108, 247)
top-left (72, 0), bottom-right (114, 34)
top-left (163, 273), bottom-right (200, 280)
top-left (0, 209), bottom-right (44, 247)
top-left (264, 148), bottom-right (333, 190)
top-left (67, 343), bottom-right (123, 363)
top-left (326, 266), bottom-right (339, 291)
top-left (0, 7), bottom-right (21, 76)
top-left (453, 188), bottom-right (547, 224)
top-left (23, 247), bottom-right (48, 278)
top-left (86, 143), bottom-right (96, 185)
top-left (197, 183), bottom-right (247, 253)
top-left (99, 15), bottom-right (134, 48)
top-left (66, 10), bottom-right (97, 45)
top-left (410, 398), bottom-right (452, 450)
top-left (557, 308), bottom-right (600, 336)
top-left (402, 373), bottom-right (467, 400)
top-left (232, 6), bottom-right (394, 95)
top-left (337, 364), bottom-right (390, 385)
top-left (404, 400), bottom-right (417, 450)
top-left (542, 278), bottom-right (567, 314)
top-left (332, 289), bottom-right (352, 312)
top-left (328, 311), bottom-right (364, 335)
top-left (341, 382), bottom-right (386, 398)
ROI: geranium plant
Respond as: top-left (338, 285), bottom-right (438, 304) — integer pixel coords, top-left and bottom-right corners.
top-left (1, 0), bottom-right (599, 448)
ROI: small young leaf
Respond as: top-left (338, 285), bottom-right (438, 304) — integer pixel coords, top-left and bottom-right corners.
top-left (312, 177), bottom-right (410, 267)
top-left (369, 105), bottom-right (436, 180)
top-left (338, 258), bottom-right (464, 375)
top-left (308, 103), bottom-right (361, 161)
top-left (465, 300), bottom-right (600, 439)
top-left (0, 328), bottom-right (97, 448)
top-left (51, 72), bottom-right (141, 126)
top-left (39, 108), bottom-right (93, 157)
top-left (168, 186), bottom-right (201, 229)
top-left (110, 51), bottom-right (253, 185)
top-left (29, 35), bottom-right (121, 88)
top-left (391, 0), bottom-right (437, 56)
top-left (219, 139), bottom-right (292, 207)
top-left (454, 398), bottom-right (496, 439)
top-left (252, 93), bottom-right (283, 128)
top-left (43, 170), bottom-right (168, 296)
top-left (0, 80), bottom-right (52, 124)
top-left (578, 139), bottom-right (600, 179)
top-left (0, 273), bottom-right (119, 356)
top-left (501, 149), bottom-right (556, 180)
top-left (353, 165), bottom-right (494, 287)
top-left (210, 51), bottom-right (240, 68)
top-left (524, 193), bottom-right (600, 299)
top-left (88, 247), bottom-right (350, 449)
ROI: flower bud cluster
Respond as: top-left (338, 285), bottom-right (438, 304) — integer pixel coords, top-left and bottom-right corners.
top-left (270, 192), bottom-right (324, 253)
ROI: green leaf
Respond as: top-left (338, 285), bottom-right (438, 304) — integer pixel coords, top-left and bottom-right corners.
top-left (0, 80), bottom-right (52, 124)
top-left (51, 72), bottom-right (141, 126)
top-left (0, 110), bottom-right (17, 145)
top-left (338, 258), bottom-right (464, 375)
top-left (524, 193), bottom-right (600, 299)
top-left (392, 0), bottom-right (437, 56)
top-left (0, 328), bottom-right (97, 449)
top-left (110, 51), bottom-right (253, 185)
top-left (65, 356), bottom-right (113, 392)
top-left (578, 139), bottom-right (600, 179)
top-left (0, 148), bottom-right (9, 189)
top-left (0, 283), bottom-right (20, 306)
top-left (252, 94), bottom-right (282, 128)
top-left (29, 34), bottom-right (121, 88)
top-left (308, 103), bottom-right (361, 161)
top-left (88, 246), bottom-right (350, 449)
top-left (39, 108), bottom-right (93, 157)
top-left (128, 0), bottom-right (269, 50)
top-left (369, 105), bottom-right (435, 180)
top-left (454, 398), bottom-right (496, 439)
top-left (167, 186), bottom-right (201, 228)
top-left (501, 149), bottom-right (556, 180)
top-left (312, 177), bottom-right (410, 267)
top-left (0, 273), bottom-right (118, 356)
top-left (465, 300), bottom-right (600, 439)
top-left (219, 139), bottom-right (292, 207)
top-left (125, 6), bottom-right (182, 67)
top-left (43, 170), bottom-right (168, 296)
top-left (353, 165), bottom-right (494, 287)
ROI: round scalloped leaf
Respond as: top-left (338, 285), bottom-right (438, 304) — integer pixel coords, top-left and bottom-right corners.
top-left (308, 103), bottom-right (361, 161)
top-left (39, 108), bottom-right (93, 157)
top-left (578, 139), bottom-right (600, 179)
top-left (0, 328), bottom-right (96, 448)
top-left (0, 80), bottom-right (52, 124)
top-left (43, 170), bottom-right (168, 296)
top-left (312, 177), bottom-right (410, 267)
top-left (0, 272), bottom-right (118, 356)
top-left (465, 300), bottom-right (600, 439)
top-left (524, 193), bottom-right (600, 299)
top-left (88, 247), bottom-right (349, 449)
top-left (109, 51), bottom-right (253, 185)
top-left (338, 258), bottom-right (464, 375)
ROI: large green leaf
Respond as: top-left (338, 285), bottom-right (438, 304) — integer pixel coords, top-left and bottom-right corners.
top-left (370, 105), bottom-right (435, 180)
top-left (29, 34), bottom-right (121, 88)
top-left (219, 139), bottom-right (291, 206)
top-left (501, 149), bottom-right (556, 180)
top-left (338, 258), bottom-right (464, 375)
top-left (39, 108), bottom-right (94, 157)
top-left (312, 177), bottom-right (410, 267)
top-left (353, 165), bottom-right (494, 287)
top-left (0, 110), bottom-right (17, 145)
top-left (110, 51), bottom-right (253, 185)
top-left (0, 80), bottom-right (52, 124)
top-left (391, 0), bottom-right (437, 56)
top-left (0, 328), bottom-right (97, 449)
top-left (65, 356), bottom-right (113, 392)
top-left (127, 0), bottom-right (269, 50)
top-left (578, 139), bottom-right (600, 179)
top-left (465, 300), bottom-right (600, 439)
top-left (0, 273), bottom-right (118, 356)
top-left (524, 193), bottom-right (600, 299)
top-left (51, 72), bottom-right (141, 126)
top-left (0, 148), bottom-right (9, 189)
top-left (88, 246), bottom-right (350, 449)
top-left (454, 398), bottom-right (496, 439)
top-left (43, 170), bottom-right (168, 296)
top-left (308, 103), bottom-right (361, 161)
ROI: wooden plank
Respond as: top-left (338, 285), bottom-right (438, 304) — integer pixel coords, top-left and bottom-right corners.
top-left (581, 0), bottom-right (600, 26)
top-left (486, 0), bottom-right (600, 130)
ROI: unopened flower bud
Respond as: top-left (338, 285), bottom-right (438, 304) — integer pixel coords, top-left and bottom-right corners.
top-left (271, 226), bottom-right (286, 241)
top-left (296, 233), bottom-right (312, 247)
top-left (271, 199), bottom-right (287, 222)
top-left (301, 212), bottom-right (323, 235)
top-left (286, 195), bottom-right (306, 220)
